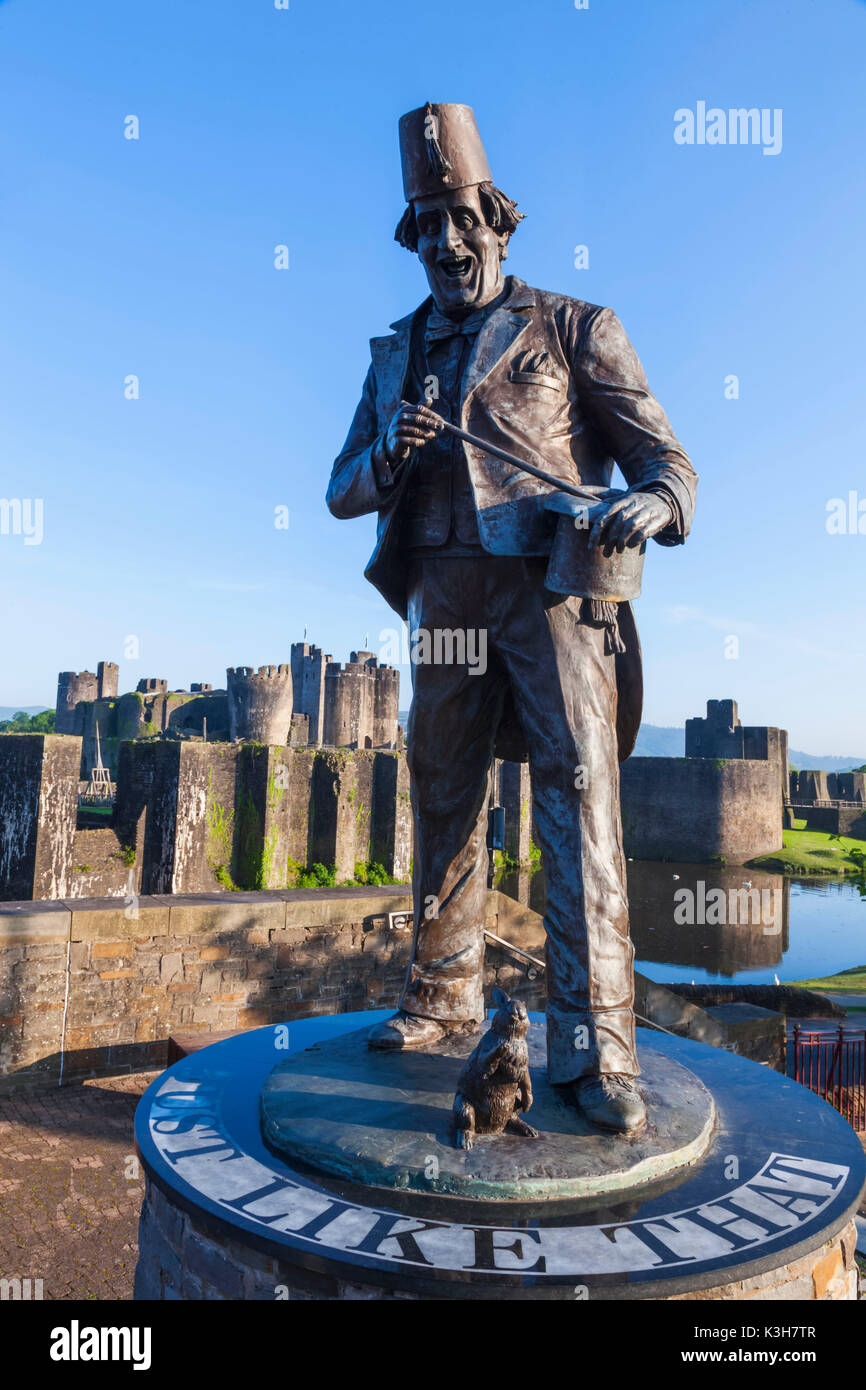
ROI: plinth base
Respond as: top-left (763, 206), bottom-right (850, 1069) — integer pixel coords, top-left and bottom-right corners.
top-left (134, 1010), bottom-right (865, 1300)
top-left (260, 1021), bottom-right (715, 1200)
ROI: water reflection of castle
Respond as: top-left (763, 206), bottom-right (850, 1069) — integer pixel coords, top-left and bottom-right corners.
top-left (498, 863), bottom-right (789, 977)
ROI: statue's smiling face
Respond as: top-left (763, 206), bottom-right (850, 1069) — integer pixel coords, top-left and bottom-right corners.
top-left (414, 186), bottom-right (506, 316)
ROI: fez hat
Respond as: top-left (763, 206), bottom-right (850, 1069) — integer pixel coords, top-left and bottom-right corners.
top-left (398, 103), bottom-right (493, 202)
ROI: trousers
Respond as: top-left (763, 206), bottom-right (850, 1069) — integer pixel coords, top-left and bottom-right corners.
top-left (400, 554), bottom-right (638, 1084)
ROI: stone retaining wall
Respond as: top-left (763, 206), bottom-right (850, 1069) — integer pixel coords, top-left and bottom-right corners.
top-left (802, 804), bottom-right (866, 838)
top-left (0, 888), bottom-right (413, 1091)
top-left (0, 889), bottom-right (559, 1092)
top-left (0, 889), bottom-right (784, 1093)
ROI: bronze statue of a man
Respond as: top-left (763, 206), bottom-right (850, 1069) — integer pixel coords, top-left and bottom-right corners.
top-left (327, 103), bottom-right (697, 1132)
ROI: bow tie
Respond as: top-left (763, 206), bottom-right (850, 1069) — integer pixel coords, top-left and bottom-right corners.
top-left (425, 305), bottom-right (490, 347)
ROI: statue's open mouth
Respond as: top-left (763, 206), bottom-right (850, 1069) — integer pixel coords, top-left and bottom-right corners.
top-left (440, 255), bottom-right (473, 280)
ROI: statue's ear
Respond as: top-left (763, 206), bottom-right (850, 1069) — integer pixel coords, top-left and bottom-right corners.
top-left (491, 988), bottom-right (508, 1010)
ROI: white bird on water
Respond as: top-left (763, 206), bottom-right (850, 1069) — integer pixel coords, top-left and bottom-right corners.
top-left (774, 973), bottom-right (780, 985)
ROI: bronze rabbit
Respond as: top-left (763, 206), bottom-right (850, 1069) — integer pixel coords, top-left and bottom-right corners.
top-left (452, 989), bottom-right (539, 1149)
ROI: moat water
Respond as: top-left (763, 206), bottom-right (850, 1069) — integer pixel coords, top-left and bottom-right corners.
top-left (496, 861), bottom-right (866, 986)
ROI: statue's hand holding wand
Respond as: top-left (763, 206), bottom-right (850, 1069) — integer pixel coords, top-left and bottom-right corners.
top-left (383, 401), bottom-right (444, 466)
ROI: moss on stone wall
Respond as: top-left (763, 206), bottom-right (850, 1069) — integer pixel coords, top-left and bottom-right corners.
top-left (290, 860), bottom-right (407, 889)
top-left (234, 787), bottom-right (264, 889)
top-left (205, 771), bottom-right (236, 890)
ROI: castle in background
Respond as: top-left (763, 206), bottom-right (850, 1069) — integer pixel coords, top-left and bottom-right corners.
top-left (621, 698), bottom-right (789, 865)
top-left (685, 698), bottom-right (789, 798)
top-left (56, 641), bottom-right (401, 779)
top-left (3, 691), bottom-right (848, 904)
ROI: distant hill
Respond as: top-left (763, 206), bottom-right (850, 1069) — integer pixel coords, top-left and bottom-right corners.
top-left (633, 725), bottom-right (684, 757)
top-left (0, 706), bottom-right (49, 721)
top-left (788, 749), bottom-right (866, 774)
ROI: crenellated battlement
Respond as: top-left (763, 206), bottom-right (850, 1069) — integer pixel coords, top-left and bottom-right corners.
top-left (227, 664), bottom-right (291, 680)
top-left (53, 639), bottom-right (401, 763)
top-left (226, 665), bottom-right (293, 744)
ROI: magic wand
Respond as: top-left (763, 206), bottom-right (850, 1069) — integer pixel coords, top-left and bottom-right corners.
top-left (417, 404), bottom-right (617, 506)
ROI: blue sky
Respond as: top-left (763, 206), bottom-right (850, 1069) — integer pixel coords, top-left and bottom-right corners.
top-left (1, 0), bottom-right (864, 753)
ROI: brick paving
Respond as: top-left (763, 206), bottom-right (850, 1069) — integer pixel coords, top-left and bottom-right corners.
top-left (0, 1072), bottom-right (158, 1301)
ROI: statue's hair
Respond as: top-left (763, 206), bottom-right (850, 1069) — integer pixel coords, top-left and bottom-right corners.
top-left (394, 182), bottom-right (525, 253)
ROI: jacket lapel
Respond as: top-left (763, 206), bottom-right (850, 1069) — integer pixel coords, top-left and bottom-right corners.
top-left (462, 278), bottom-right (535, 408)
top-left (370, 299), bottom-right (431, 421)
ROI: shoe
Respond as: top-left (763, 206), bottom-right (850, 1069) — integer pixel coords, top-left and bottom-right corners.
top-left (367, 1010), bottom-right (478, 1051)
top-left (572, 1073), bottom-right (646, 1133)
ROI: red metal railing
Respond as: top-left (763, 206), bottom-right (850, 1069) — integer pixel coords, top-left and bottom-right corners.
top-left (791, 1026), bottom-right (866, 1132)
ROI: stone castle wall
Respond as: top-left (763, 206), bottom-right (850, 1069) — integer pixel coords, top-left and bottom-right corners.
top-left (0, 735), bottom-right (413, 902)
top-left (788, 769), bottom-right (866, 836)
top-left (227, 665), bottom-right (293, 746)
top-left (1, 731), bottom-right (787, 899)
top-left (74, 687), bottom-right (230, 780)
top-left (290, 642), bottom-right (328, 745)
top-left (55, 661), bottom-right (119, 736)
top-left (620, 757), bottom-right (783, 864)
top-left (790, 769), bottom-right (866, 804)
top-left (798, 804), bottom-right (866, 838)
top-left (321, 651), bottom-right (400, 750)
top-left (686, 699), bottom-right (789, 801)
top-left (0, 736), bottom-right (81, 900)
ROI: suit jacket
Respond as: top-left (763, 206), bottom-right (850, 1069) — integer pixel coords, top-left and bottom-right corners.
top-left (326, 277), bottom-right (697, 762)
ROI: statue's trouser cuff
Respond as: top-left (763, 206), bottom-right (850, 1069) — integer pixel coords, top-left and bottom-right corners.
top-left (402, 964), bottom-right (485, 1024)
top-left (545, 1004), bottom-right (639, 1085)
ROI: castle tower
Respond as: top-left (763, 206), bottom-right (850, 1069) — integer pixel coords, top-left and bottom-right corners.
top-left (685, 699), bottom-right (744, 758)
top-left (321, 653), bottom-right (400, 749)
top-left (227, 665), bottom-right (293, 745)
top-left (55, 669), bottom-right (100, 735)
top-left (97, 661), bottom-right (119, 700)
top-left (322, 660), bottom-right (368, 748)
top-left (290, 642), bottom-right (331, 746)
top-left (352, 652), bottom-right (399, 749)
top-left (371, 662), bottom-right (400, 748)
top-left (686, 698), bottom-right (788, 802)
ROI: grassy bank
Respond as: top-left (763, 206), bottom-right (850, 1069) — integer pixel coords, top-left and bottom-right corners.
top-left (748, 824), bottom-right (866, 877)
top-left (785, 965), bottom-right (866, 994)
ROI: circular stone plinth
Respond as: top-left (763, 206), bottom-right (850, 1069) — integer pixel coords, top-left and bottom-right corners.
top-left (259, 1019), bottom-right (715, 1201)
top-left (135, 1014), bottom-right (866, 1300)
